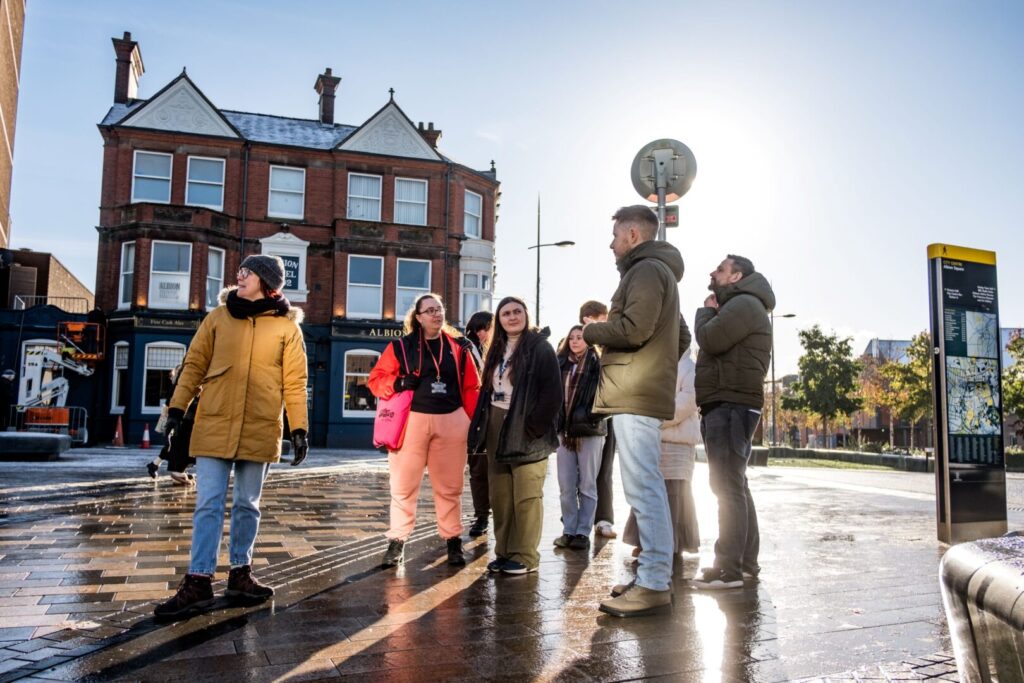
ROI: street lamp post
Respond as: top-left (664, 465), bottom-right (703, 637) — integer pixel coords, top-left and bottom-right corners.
top-left (527, 197), bottom-right (574, 326)
top-left (770, 311), bottom-right (796, 447)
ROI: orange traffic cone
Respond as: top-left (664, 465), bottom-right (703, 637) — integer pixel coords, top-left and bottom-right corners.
top-left (113, 415), bottom-right (125, 447)
top-left (141, 423), bottom-right (151, 449)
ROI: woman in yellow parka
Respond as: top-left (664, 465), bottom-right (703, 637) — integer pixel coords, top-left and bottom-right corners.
top-left (155, 255), bottom-right (308, 621)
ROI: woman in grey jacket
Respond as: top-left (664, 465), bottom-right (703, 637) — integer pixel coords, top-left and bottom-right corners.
top-left (467, 297), bottom-right (561, 575)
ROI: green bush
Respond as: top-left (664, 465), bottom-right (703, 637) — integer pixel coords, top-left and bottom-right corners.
top-left (861, 442), bottom-right (884, 454)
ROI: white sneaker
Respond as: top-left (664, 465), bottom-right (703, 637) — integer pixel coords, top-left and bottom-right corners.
top-left (595, 521), bottom-right (617, 538)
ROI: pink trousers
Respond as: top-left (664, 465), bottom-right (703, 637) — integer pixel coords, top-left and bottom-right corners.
top-left (386, 409), bottom-right (470, 540)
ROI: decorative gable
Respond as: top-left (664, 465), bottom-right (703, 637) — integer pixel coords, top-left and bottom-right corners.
top-left (339, 102), bottom-right (440, 160)
top-left (121, 76), bottom-right (239, 138)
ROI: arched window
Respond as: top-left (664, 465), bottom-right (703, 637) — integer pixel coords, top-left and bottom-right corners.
top-left (111, 342), bottom-right (130, 414)
top-left (142, 342), bottom-right (186, 414)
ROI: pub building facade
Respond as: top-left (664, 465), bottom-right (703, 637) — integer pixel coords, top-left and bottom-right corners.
top-left (96, 33), bottom-right (499, 447)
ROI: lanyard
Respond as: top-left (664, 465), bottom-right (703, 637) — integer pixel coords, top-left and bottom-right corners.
top-left (421, 333), bottom-right (447, 380)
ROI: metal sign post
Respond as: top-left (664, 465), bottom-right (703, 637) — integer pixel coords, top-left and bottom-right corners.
top-left (928, 243), bottom-right (1008, 544)
top-left (630, 139), bottom-right (696, 240)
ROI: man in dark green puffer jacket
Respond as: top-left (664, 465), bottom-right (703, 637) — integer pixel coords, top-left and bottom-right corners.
top-left (692, 255), bottom-right (775, 591)
top-left (584, 205), bottom-right (685, 619)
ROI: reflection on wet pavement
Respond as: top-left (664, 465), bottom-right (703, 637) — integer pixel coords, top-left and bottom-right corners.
top-left (0, 461), bottom-right (960, 681)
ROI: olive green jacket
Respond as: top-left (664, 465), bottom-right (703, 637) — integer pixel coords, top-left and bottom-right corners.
top-left (694, 272), bottom-right (776, 409)
top-left (583, 240), bottom-right (685, 420)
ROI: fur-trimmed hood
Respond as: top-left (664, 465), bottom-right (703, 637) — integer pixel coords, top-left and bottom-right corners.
top-left (217, 287), bottom-right (304, 324)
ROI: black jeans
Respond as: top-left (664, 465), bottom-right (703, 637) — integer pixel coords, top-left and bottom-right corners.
top-left (702, 403), bottom-right (760, 577)
top-left (594, 421), bottom-right (616, 524)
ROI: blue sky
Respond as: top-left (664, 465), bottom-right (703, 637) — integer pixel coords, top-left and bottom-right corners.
top-left (10, 1), bottom-right (1024, 374)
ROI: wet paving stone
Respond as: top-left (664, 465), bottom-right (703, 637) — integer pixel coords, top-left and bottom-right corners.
top-left (0, 457), bottom-right (996, 681)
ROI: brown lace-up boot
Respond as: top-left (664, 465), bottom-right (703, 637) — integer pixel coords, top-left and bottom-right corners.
top-left (226, 565), bottom-right (275, 603)
top-left (154, 574), bottom-right (215, 621)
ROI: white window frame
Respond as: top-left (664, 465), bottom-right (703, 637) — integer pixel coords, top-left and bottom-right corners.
top-left (18, 339), bottom-right (59, 405)
top-left (342, 349), bottom-right (381, 418)
top-left (131, 150), bottom-right (172, 204)
top-left (394, 177), bottom-right (428, 226)
top-left (259, 232), bottom-right (310, 303)
top-left (395, 258), bottom-right (432, 318)
top-left (268, 165), bottom-right (306, 219)
top-left (464, 190), bottom-right (482, 239)
top-left (118, 241), bottom-right (135, 310)
top-left (111, 342), bottom-right (130, 414)
top-left (149, 240), bottom-right (193, 311)
top-left (460, 270), bottom-right (492, 326)
top-left (185, 156), bottom-right (225, 211)
top-left (347, 172), bottom-right (382, 222)
top-left (206, 247), bottom-right (225, 309)
top-left (346, 254), bottom-right (383, 319)
top-left (141, 342), bottom-right (187, 414)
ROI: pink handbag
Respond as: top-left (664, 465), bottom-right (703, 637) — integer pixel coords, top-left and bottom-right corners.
top-left (373, 340), bottom-right (415, 451)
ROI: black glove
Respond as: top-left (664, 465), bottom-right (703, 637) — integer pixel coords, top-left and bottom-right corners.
top-left (393, 374), bottom-right (422, 393)
top-left (289, 429), bottom-right (308, 466)
top-left (164, 408), bottom-right (185, 437)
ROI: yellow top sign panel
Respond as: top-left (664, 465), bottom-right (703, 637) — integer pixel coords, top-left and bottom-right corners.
top-left (927, 243), bottom-right (996, 265)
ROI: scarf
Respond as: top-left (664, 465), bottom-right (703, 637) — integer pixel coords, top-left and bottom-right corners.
top-left (560, 350), bottom-right (586, 453)
top-left (226, 290), bottom-right (291, 320)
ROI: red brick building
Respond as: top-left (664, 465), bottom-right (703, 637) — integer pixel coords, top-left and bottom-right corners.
top-left (96, 33), bottom-right (499, 447)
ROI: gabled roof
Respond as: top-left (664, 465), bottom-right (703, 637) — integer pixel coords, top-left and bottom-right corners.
top-left (98, 76), bottom-right (471, 167)
top-left (117, 72), bottom-right (241, 139)
top-left (337, 100), bottom-right (441, 161)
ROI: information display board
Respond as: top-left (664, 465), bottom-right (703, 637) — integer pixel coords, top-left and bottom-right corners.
top-left (928, 243), bottom-right (1007, 543)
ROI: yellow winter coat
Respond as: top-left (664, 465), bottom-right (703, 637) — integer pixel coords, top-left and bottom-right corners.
top-left (169, 289), bottom-right (308, 463)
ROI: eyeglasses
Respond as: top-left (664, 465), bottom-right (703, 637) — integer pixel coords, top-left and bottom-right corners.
top-left (417, 307), bottom-right (445, 316)
top-left (237, 267), bottom-right (253, 279)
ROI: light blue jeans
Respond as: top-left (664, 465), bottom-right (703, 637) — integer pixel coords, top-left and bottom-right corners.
top-left (614, 414), bottom-right (672, 591)
top-left (556, 435), bottom-right (605, 536)
top-left (189, 457), bottom-right (270, 576)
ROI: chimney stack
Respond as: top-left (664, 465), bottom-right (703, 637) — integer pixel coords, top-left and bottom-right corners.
top-left (417, 121), bottom-right (442, 149)
top-left (112, 32), bottom-right (144, 104)
top-left (314, 68), bottom-right (342, 125)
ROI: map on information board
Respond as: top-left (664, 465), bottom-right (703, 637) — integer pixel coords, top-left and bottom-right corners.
top-left (966, 311), bottom-right (999, 359)
top-left (946, 356), bottom-right (1001, 435)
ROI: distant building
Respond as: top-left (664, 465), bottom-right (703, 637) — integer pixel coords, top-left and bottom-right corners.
top-left (0, 0), bottom-right (25, 248)
top-left (0, 248), bottom-right (94, 311)
top-left (93, 32), bottom-right (499, 447)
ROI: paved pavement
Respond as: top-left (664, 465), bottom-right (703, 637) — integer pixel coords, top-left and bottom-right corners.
top-left (1, 448), bottom-right (1019, 681)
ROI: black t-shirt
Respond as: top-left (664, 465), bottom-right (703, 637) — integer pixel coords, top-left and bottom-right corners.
top-left (410, 336), bottom-right (463, 414)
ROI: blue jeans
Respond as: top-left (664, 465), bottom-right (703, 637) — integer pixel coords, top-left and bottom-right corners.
top-left (702, 403), bottom-right (761, 577)
top-left (189, 457), bottom-right (270, 575)
top-left (614, 414), bottom-right (672, 591)
top-left (556, 435), bottom-right (605, 536)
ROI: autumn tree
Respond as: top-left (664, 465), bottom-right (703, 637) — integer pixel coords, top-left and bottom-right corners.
top-left (880, 331), bottom-right (933, 450)
top-left (1003, 333), bottom-right (1024, 441)
top-left (858, 352), bottom-right (899, 449)
top-left (782, 325), bottom-right (862, 446)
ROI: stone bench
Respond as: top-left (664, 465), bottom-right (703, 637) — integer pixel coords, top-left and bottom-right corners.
top-left (0, 432), bottom-right (73, 461)
top-left (939, 535), bottom-right (1024, 681)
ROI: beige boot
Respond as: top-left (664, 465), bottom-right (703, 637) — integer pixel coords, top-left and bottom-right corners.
top-left (599, 584), bottom-right (672, 617)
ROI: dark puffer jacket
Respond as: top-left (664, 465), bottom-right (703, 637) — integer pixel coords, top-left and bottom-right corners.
top-left (557, 348), bottom-right (607, 438)
top-left (694, 272), bottom-right (776, 409)
top-left (583, 240), bottom-right (686, 420)
top-left (467, 332), bottom-right (562, 464)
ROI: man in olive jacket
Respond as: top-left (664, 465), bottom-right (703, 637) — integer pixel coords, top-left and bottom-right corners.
top-left (584, 205), bottom-right (685, 618)
top-left (692, 254), bottom-right (775, 590)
